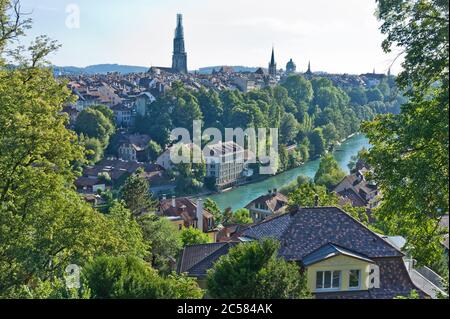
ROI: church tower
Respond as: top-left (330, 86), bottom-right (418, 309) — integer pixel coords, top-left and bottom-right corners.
top-left (172, 14), bottom-right (188, 73)
top-left (305, 60), bottom-right (312, 76)
top-left (268, 47), bottom-right (277, 77)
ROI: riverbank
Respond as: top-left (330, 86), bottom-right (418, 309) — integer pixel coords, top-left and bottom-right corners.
top-left (206, 133), bottom-right (371, 211)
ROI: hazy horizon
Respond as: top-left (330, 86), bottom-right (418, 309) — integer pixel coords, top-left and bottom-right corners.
top-left (19, 0), bottom-right (404, 75)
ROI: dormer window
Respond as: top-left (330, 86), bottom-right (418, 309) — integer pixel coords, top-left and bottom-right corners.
top-left (316, 271), bottom-right (341, 291)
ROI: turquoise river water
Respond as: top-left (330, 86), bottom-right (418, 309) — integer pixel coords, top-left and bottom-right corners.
top-left (206, 133), bottom-right (371, 211)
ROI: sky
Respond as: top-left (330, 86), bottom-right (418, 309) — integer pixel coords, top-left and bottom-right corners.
top-left (18, 0), bottom-right (403, 74)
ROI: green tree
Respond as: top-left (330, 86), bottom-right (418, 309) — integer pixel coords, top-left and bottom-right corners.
top-left (207, 239), bottom-right (311, 299)
top-left (120, 169), bottom-right (156, 216)
top-left (133, 99), bottom-right (173, 147)
top-left (91, 104), bottom-right (115, 123)
top-left (196, 87), bottom-right (223, 129)
top-left (366, 87), bottom-right (384, 103)
top-left (180, 227), bottom-right (211, 246)
top-left (308, 128), bottom-right (326, 157)
top-left (0, 15), bottom-right (144, 294)
top-left (204, 198), bottom-right (223, 226)
top-left (79, 134), bottom-right (103, 164)
top-left (231, 208), bottom-right (253, 225)
top-left (288, 182), bottom-right (339, 207)
top-left (348, 86), bottom-right (368, 106)
top-left (74, 107), bottom-right (115, 146)
top-left (172, 146), bottom-right (206, 195)
top-left (362, 0), bottom-right (449, 266)
top-left (281, 75), bottom-right (313, 105)
top-left (314, 154), bottom-right (346, 190)
top-left (279, 113), bottom-right (299, 145)
top-left (82, 255), bottom-right (203, 299)
top-left (147, 140), bottom-right (162, 162)
top-left (137, 214), bottom-right (182, 273)
top-left (171, 82), bottom-right (203, 132)
top-left (105, 201), bottom-right (149, 258)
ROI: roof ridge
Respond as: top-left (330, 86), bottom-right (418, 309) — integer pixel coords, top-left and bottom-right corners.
top-left (241, 211), bottom-right (290, 237)
top-left (184, 242), bottom-right (226, 248)
top-left (328, 206), bottom-right (405, 257)
top-left (289, 206), bottom-right (403, 257)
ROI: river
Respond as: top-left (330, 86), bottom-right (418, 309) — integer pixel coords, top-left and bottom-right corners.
top-left (206, 133), bottom-right (371, 211)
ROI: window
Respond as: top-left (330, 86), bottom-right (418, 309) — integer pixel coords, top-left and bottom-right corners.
top-left (349, 270), bottom-right (361, 289)
top-left (316, 271), bottom-right (341, 290)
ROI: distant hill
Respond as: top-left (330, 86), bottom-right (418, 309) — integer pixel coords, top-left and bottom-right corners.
top-left (54, 64), bottom-right (149, 75)
top-left (52, 64), bottom-right (261, 76)
top-left (196, 66), bottom-right (259, 74)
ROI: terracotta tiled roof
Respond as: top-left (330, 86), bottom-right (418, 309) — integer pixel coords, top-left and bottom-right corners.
top-left (160, 197), bottom-right (213, 231)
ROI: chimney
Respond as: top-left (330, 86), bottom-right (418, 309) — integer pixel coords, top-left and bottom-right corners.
top-left (196, 198), bottom-right (204, 232)
top-left (162, 194), bottom-right (167, 200)
top-left (289, 204), bottom-right (299, 216)
top-left (172, 196), bottom-right (176, 208)
top-left (314, 194), bottom-right (319, 207)
top-left (268, 189), bottom-right (272, 195)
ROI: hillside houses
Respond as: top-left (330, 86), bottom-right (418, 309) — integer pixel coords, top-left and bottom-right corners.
top-left (245, 190), bottom-right (288, 223)
top-left (333, 165), bottom-right (380, 211)
top-left (158, 197), bottom-right (218, 242)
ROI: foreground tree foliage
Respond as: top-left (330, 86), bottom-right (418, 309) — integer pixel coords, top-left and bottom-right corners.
top-left (0, 56), bottom-right (147, 297)
top-left (362, 0), bottom-right (449, 266)
top-left (0, 1), bottom-right (202, 298)
top-left (137, 214), bottom-right (182, 273)
top-left (207, 239), bottom-right (311, 299)
top-left (83, 255), bottom-right (203, 299)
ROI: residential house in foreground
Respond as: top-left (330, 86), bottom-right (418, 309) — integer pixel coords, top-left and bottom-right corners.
top-left (245, 189), bottom-right (288, 223)
top-left (178, 206), bottom-right (428, 299)
top-left (158, 197), bottom-right (218, 242)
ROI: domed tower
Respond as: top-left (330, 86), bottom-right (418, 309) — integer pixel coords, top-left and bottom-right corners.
top-left (286, 58), bottom-right (296, 74)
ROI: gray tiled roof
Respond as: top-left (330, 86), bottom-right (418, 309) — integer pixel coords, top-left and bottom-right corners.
top-left (242, 207), bottom-right (403, 260)
top-left (178, 242), bottom-right (238, 277)
top-left (243, 213), bottom-right (292, 241)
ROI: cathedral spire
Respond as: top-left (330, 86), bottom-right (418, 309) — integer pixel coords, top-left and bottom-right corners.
top-left (175, 14), bottom-right (184, 39)
top-left (268, 46), bottom-right (277, 76)
top-left (172, 14), bottom-right (188, 73)
top-left (271, 47), bottom-right (275, 65)
top-left (305, 60), bottom-right (312, 75)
